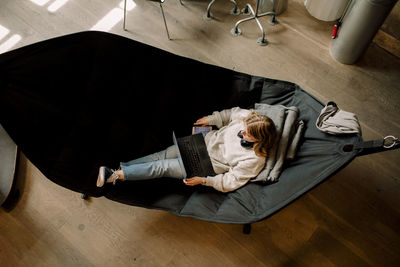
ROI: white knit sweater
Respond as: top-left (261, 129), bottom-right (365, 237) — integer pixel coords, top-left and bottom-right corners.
top-left (203, 107), bottom-right (266, 192)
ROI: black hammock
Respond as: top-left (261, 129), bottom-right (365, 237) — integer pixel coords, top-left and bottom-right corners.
top-left (0, 31), bottom-right (398, 224)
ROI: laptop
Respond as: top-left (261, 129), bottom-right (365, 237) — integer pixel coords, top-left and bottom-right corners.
top-left (173, 131), bottom-right (216, 178)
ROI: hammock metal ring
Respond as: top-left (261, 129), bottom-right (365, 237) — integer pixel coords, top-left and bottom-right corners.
top-left (383, 135), bottom-right (399, 149)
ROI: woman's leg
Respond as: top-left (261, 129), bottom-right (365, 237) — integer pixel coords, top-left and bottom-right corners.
top-left (122, 145), bottom-right (178, 165)
top-left (121, 158), bottom-right (185, 180)
top-left (119, 145), bottom-right (184, 181)
top-left (97, 145), bottom-right (183, 186)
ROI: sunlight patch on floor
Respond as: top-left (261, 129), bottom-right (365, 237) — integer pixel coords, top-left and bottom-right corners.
top-left (0, 25), bottom-right (22, 54)
top-left (48, 0), bottom-right (70, 12)
top-left (0, 25), bottom-right (10, 42)
top-left (91, 0), bottom-right (136, 32)
top-left (29, 0), bottom-right (51, 6)
top-left (30, 0), bottom-right (71, 12)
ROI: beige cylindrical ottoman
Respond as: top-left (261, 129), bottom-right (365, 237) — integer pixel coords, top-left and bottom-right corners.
top-left (304, 0), bottom-right (351, 21)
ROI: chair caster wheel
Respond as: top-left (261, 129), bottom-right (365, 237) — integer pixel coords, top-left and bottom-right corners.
top-left (231, 27), bottom-right (242, 36)
top-left (257, 37), bottom-right (268, 46)
top-left (268, 16), bottom-right (278, 25)
top-left (203, 12), bottom-right (213, 20)
top-left (81, 194), bottom-right (89, 200)
top-left (242, 7), bottom-right (250, 15)
top-left (230, 7), bottom-right (240, 16)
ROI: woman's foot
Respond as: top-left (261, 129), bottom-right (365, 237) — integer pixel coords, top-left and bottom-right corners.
top-left (96, 167), bottom-right (121, 187)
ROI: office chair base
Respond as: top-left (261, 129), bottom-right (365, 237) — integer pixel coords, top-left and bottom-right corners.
top-left (232, 1), bottom-right (276, 46)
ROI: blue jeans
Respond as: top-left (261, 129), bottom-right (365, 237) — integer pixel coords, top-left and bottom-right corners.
top-left (121, 145), bottom-right (186, 181)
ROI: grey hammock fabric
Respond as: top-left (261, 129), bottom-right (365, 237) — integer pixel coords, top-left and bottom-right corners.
top-left (0, 31), bottom-right (361, 224)
top-left (175, 78), bottom-right (361, 223)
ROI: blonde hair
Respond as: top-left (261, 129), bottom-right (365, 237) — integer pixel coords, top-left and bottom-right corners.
top-left (243, 110), bottom-right (276, 157)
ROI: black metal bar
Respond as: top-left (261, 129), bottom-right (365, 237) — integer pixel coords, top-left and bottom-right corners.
top-left (243, 223), bottom-right (252, 234)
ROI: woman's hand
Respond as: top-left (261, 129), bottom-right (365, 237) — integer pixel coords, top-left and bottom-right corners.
top-left (194, 116), bottom-right (210, 126)
top-left (183, 177), bottom-right (204, 186)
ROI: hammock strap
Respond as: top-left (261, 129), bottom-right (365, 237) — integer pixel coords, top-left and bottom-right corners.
top-left (345, 135), bottom-right (400, 156)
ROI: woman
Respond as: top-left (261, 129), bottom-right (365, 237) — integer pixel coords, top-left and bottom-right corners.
top-left (97, 107), bottom-right (276, 192)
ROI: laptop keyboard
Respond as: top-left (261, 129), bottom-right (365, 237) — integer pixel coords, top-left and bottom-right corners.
top-left (179, 138), bottom-right (202, 177)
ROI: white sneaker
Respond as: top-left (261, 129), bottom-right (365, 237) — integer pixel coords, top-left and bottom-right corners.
top-left (96, 166), bottom-right (120, 187)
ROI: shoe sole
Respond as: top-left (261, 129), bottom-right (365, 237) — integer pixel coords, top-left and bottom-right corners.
top-left (96, 167), bottom-right (105, 187)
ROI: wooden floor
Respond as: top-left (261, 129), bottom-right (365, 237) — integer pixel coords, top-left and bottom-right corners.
top-left (1, 0), bottom-right (400, 266)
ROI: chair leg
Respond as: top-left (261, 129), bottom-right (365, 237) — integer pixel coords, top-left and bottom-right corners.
top-left (159, 3), bottom-right (171, 40)
top-left (123, 0), bottom-right (127, 31)
top-left (229, 0), bottom-right (240, 15)
top-left (232, 4), bottom-right (268, 45)
top-left (123, 0), bottom-right (170, 40)
top-left (204, 0), bottom-right (216, 20)
top-left (204, 0), bottom-right (240, 20)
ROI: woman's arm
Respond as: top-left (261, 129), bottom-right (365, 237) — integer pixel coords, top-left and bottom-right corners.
top-left (204, 157), bottom-right (265, 192)
top-left (195, 107), bottom-right (243, 129)
top-left (183, 157), bottom-right (265, 192)
top-left (193, 117), bottom-right (210, 127)
top-left (183, 177), bottom-right (205, 186)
